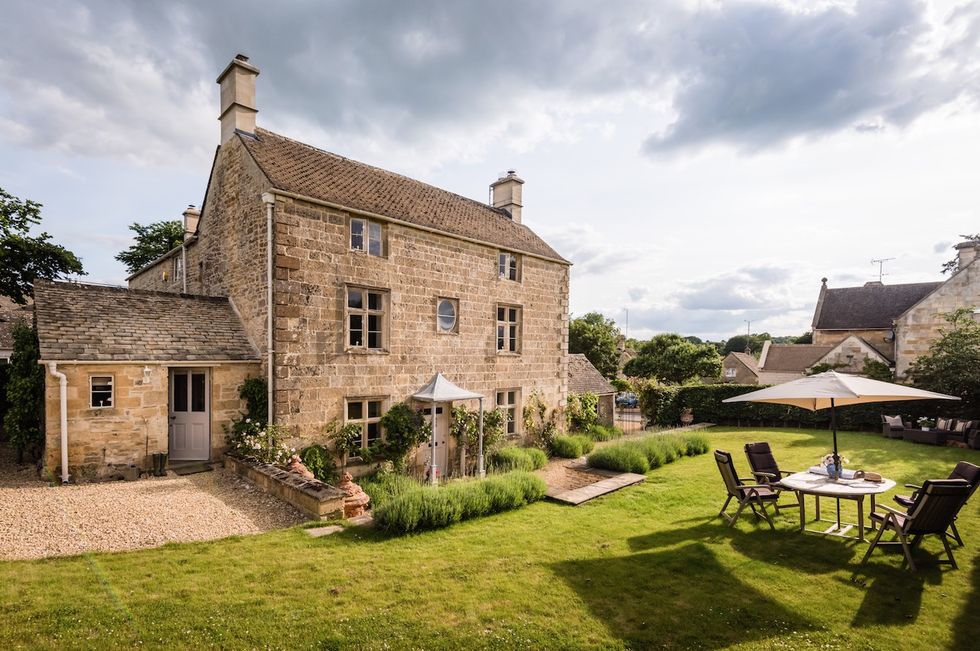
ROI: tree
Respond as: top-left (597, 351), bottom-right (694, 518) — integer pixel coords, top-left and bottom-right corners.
top-left (0, 188), bottom-right (85, 304)
top-left (794, 331), bottom-right (813, 344)
top-left (941, 234), bottom-right (980, 275)
top-left (3, 323), bottom-right (44, 462)
top-left (861, 358), bottom-right (894, 382)
top-left (624, 333), bottom-right (722, 384)
top-left (907, 308), bottom-right (980, 415)
top-left (569, 312), bottom-right (621, 378)
top-left (722, 332), bottom-right (771, 356)
top-left (114, 220), bottom-right (184, 275)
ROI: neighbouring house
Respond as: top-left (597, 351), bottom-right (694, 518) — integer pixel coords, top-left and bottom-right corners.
top-left (722, 336), bottom-right (891, 385)
top-left (35, 54), bottom-right (570, 481)
top-left (567, 353), bottom-right (616, 427)
top-left (812, 239), bottom-right (980, 376)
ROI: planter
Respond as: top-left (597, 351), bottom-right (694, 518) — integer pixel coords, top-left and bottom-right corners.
top-left (680, 408), bottom-right (694, 426)
top-left (224, 454), bottom-right (346, 520)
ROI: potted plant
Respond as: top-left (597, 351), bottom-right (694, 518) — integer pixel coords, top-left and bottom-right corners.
top-left (916, 417), bottom-right (933, 431)
top-left (680, 407), bottom-right (694, 426)
top-left (821, 453), bottom-right (849, 480)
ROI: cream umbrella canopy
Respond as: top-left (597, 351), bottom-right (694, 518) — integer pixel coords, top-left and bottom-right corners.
top-left (722, 371), bottom-right (959, 472)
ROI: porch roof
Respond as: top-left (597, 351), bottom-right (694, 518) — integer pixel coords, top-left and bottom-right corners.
top-left (412, 373), bottom-right (484, 402)
top-left (34, 281), bottom-right (259, 362)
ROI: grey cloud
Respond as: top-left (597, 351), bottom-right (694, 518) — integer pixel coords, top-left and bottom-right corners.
top-left (628, 286), bottom-right (650, 302)
top-left (542, 223), bottom-right (644, 276)
top-left (0, 0), bottom-right (974, 165)
top-left (625, 304), bottom-right (814, 341)
top-left (934, 241), bottom-right (953, 253)
top-left (673, 266), bottom-right (792, 311)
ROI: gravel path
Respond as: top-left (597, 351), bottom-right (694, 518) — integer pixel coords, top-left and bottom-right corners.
top-left (0, 447), bottom-right (306, 561)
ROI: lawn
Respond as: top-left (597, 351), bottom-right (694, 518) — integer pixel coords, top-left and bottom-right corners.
top-left (2, 426), bottom-right (978, 650)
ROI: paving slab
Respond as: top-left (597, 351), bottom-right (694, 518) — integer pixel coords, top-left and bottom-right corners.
top-left (546, 472), bottom-right (646, 505)
top-left (304, 525), bottom-right (344, 538)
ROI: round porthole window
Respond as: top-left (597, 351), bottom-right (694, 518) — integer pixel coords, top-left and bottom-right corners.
top-left (437, 299), bottom-right (457, 332)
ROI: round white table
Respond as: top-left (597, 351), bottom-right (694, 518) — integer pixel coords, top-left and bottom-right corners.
top-left (779, 471), bottom-right (896, 542)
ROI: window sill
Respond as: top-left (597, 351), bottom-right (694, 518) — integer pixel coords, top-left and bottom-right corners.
top-left (345, 348), bottom-right (390, 355)
top-left (88, 406), bottom-right (115, 412)
top-left (348, 248), bottom-right (388, 260)
top-left (496, 351), bottom-right (522, 357)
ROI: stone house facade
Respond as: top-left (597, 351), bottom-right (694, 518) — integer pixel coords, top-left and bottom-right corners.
top-left (721, 336), bottom-right (891, 386)
top-left (811, 240), bottom-right (980, 377)
top-left (36, 55), bottom-right (569, 481)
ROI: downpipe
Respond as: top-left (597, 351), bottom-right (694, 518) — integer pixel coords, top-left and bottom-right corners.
top-left (261, 192), bottom-right (275, 425)
top-left (46, 362), bottom-right (69, 484)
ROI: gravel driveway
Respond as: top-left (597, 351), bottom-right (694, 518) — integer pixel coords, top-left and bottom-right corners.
top-left (0, 447), bottom-right (306, 561)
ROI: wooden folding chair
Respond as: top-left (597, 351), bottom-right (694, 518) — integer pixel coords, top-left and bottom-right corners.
top-left (714, 450), bottom-right (778, 530)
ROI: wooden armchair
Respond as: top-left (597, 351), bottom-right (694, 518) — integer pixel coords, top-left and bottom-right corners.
top-left (894, 461), bottom-right (980, 547)
top-left (714, 450), bottom-right (777, 530)
top-left (743, 441), bottom-right (802, 516)
top-left (863, 479), bottom-right (971, 571)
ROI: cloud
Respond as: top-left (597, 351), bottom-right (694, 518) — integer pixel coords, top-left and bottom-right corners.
top-left (934, 240), bottom-right (953, 253)
top-left (1, 0), bottom-right (974, 168)
top-left (672, 266), bottom-right (793, 311)
top-left (540, 222), bottom-right (645, 276)
top-left (627, 286), bottom-right (650, 302)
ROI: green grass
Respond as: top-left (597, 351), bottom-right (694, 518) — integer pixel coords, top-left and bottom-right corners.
top-left (2, 427), bottom-right (980, 649)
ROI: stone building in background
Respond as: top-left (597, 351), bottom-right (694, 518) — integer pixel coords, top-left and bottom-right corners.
top-left (36, 55), bottom-right (569, 481)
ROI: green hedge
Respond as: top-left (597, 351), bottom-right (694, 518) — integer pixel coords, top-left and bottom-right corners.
top-left (638, 383), bottom-right (960, 432)
top-left (490, 446), bottom-right (548, 472)
top-left (373, 471), bottom-right (547, 534)
top-left (549, 435), bottom-right (596, 459)
top-left (586, 433), bottom-right (710, 474)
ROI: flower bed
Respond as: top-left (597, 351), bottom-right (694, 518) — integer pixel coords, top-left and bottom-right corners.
top-left (365, 471), bottom-right (547, 534)
top-left (586, 433), bottom-right (710, 474)
top-left (224, 454), bottom-right (346, 520)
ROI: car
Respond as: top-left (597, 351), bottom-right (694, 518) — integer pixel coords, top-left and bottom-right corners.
top-left (615, 392), bottom-right (638, 408)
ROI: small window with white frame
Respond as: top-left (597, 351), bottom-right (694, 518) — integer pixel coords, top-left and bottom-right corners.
top-left (346, 397), bottom-right (386, 449)
top-left (496, 389), bottom-right (521, 437)
top-left (350, 217), bottom-right (384, 257)
top-left (346, 286), bottom-right (388, 351)
top-left (173, 255), bottom-right (183, 282)
top-left (496, 304), bottom-right (522, 353)
top-left (725, 367), bottom-right (736, 378)
top-left (90, 375), bottom-right (113, 408)
top-left (436, 297), bottom-right (458, 334)
top-left (498, 251), bottom-right (521, 281)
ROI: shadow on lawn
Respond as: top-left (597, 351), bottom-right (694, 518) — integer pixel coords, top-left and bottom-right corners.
top-left (550, 542), bottom-right (816, 649)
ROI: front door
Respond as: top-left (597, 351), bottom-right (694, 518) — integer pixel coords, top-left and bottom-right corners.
top-left (169, 368), bottom-right (210, 461)
top-left (418, 405), bottom-right (450, 478)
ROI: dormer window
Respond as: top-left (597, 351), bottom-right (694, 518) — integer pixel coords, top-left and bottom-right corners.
top-left (498, 252), bottom-right (521, 281)
top-left (351, 218), bottom-right (384, 257)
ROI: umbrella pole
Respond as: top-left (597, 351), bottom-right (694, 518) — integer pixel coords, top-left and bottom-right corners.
top-left (831, 398), bottom-right (841, 530)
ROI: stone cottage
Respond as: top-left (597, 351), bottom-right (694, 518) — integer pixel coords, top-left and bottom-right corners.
top-left (812, 239), bottom-right (980, 377)
top-left (35, 55), bottom-right (570, 481)
top-left (567, 354), bottom-right (616, 427)
top-left (722, 336), bottom-right (891, 385)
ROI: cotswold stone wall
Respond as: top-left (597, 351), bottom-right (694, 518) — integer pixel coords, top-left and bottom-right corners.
top-left (812, 328), bottom-right (894, 360)
top-left (895, 263), bottom-right (980, 376)
top-left (722, 357), bottom-right (759, 384)
top-left (43, 362), bottom-right (259, 480)
top-left (270, 194), bottom-right (570, 444)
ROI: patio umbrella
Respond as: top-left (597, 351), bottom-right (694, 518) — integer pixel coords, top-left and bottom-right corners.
top-left (722, 371), bottom-right (959, 473)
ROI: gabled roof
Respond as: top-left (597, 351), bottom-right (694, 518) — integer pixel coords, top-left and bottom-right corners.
top-left (726, 352), bottom-right (759, 375)
top-left (34, 281), bottom-right (259, 362)
top-left (568, 353), bottom-right (616, 395)
top-left (760, 344), bottom-right (834, 372)
top-left (813, 281), bottom-right (941, 330)
top-left (239, 129), bottom-right (567, 263)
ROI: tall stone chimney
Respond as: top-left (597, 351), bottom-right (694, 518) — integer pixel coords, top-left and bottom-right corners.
top-left (183, 205), bottom-right (201, 241)
top-left (216, 54), bottom-right (260, 144)
top-left (490, 170), bottom-right (524, 223)
top-left (955, 240), bottom-right (979, 270)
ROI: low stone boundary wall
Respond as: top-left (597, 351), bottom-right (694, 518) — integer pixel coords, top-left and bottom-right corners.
top-left (224, 454), bottom-right (346, 520)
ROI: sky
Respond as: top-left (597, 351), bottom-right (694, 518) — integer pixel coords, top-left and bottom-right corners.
top-left (1, 0), bottom-right (978, 341)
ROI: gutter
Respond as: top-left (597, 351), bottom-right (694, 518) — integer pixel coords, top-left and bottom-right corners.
top-left (261, 192), bottom-right (276, 425)
top-left (46, 362), bottom-right (70, 484)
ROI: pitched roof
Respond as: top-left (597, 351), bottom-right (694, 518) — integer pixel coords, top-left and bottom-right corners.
top-left (760, 344), bottom-right (834, 372)
top-left (727, 352), bottom-right (759, 374)
top-left (239, 129), bottom-right (567, 263)
top-left (568, 353), bottom-right (616, 395)
top-left (0, 296), bottom-right (32, 352)
top-left (34, 281), bottom-right (259, 362)
top-left (814, 281), bottom-right (942, 330)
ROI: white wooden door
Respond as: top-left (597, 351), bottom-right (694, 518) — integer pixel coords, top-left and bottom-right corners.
top-left (418, 405), bottom-right (450, 479)
top-left (169, 368), bottom-right (210, 461)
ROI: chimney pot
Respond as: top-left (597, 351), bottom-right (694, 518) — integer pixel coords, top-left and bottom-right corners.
top-left (182, 205), bottom-right (201, 241)
top-left (216, 55), bottom-right (260, 144)
top-left (490, 169), bottom-right (524, 223)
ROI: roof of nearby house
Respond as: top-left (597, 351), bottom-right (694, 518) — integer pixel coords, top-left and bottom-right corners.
top-left (726, 352), bottom-right (760, 375)
top-left (0, 296), bottom-right (32, 353)
top-left (239, 128), bottom-right (567, 263)
top-left (34, 281), bottom-right (259, 362)
top-left (813, 281), bottom-right (942, 330)
top-left (761, 344), bottom-right (834, 372)
top-left (568, 353), bottom-right (616, 395)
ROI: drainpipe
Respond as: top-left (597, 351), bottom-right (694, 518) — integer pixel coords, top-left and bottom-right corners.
top-left (261, 192), bottom-right (276, 425)
top-left (181, 242), bottom-right (187, 294)
top-left (47, 362), bottom-right (70, 484)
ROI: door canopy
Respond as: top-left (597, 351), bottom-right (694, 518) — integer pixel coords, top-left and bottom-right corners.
top-left (412, 373), bottom-right (484, 403)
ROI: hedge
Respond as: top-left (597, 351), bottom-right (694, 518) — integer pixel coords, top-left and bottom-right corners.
top-left (490, 446), bottom-right (548, 472)
top-left (373, 471), bottom-right (547, 534)
top-left (549, 434), bottom-right (596, 459)
top-left (586, 433), bottom-right (710, 474)
top-left (638, 383), bottom-right (963, 432)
